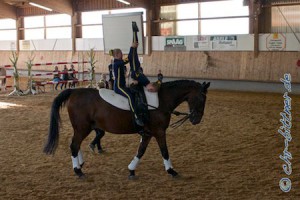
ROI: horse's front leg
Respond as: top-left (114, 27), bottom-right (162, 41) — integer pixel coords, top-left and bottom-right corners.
top-left (128, 135), bottom-right (152, 179)
top-left (155, 133), bottom-right (179, 177)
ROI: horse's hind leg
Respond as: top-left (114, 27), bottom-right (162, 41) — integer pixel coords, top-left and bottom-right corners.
top-left (128, 135), bottom-right (152, 179)
top-left (70, 128), bottom-right (91, 178)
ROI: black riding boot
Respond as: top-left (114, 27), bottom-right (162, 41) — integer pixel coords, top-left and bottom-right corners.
top-left (134, 114), bottom-right (144, 127)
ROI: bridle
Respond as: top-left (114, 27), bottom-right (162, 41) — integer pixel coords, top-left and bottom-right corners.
top-left (170, 91), bottom-right (206, 128)
top-left (144, 91), bottom-right (206, 129)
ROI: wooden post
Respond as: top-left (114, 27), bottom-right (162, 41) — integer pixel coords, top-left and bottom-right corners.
top-left (71, 12), bottom-right (81, 55)
top-left (252, 0), bottom-right (261, 58)
top-left (146, 8), bottom-right (152, 55)
top-left (16, 18), bottom-right (24, 52)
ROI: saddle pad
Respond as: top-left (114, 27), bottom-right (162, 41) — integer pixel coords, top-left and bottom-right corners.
top-left (99, 88), bottom-right (159, 111)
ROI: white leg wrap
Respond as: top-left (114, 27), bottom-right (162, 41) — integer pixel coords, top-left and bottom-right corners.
top-left (78, 150), bottom-right (84, 166)
top-left (163, 159), bottom-right (173, 171)
top-left (128, 156), bottom-right (140, 171)
top-left (71, 156), bottom-right (80, 169)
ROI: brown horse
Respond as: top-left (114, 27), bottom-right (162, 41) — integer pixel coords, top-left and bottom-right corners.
top-left (44, 80), bottom-right (210, 178)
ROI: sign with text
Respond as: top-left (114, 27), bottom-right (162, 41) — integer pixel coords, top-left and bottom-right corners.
top-left (193, 36), bottom-right (209, 49)
top-left (21, 40), bottom-right (31, 50)
top-left (210, 35), bottom-right (237, 50)
top-left (165, 37), bottom-right (186, 51)
top-left (266, 33), bottom-right (286, 51)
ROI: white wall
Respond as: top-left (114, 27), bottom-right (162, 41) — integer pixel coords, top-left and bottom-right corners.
top-left (0, 33), bottom-right (298, 52)
top-left (152, 33), bottom-right (300, 51)
top-left (0, 40), bottom-right (17, 50)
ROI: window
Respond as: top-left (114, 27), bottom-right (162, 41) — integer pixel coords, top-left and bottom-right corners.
top-left (177, 3), bottom-right (198, 36)
top-left (24, 16), bottom-right (44, 28)
top-left (46, 14), bottom-right (71, 26)
top-left (200, 0), bottom-right (249, 35)
top-left (201, 18), bottom-right (249, 35)
top-left (46, 27), bottom-right (72, 39)
top-left (24, 14), bottom-right (71, 40)
top-left (0, 30), bottom-right (16, 41)
top-left (272, 5), bottom-right (300, 33)
top-left (25, 29), bottom-right (44, 40)
top-left (46, 14), bottom-right (71, 38)
top-left (82, 25), bottom-right (103, 38)
top-left (0, 19), bottom-right (16, 41)
top-left (82, 11), bottom-right (109, 38)
top-left (160, 0), bottom-right (249, 36)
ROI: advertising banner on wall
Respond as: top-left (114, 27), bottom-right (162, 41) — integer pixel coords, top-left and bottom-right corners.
top-left (266, 33), bottom-right (286, 51)
top-left (20, 40), bottom-right (31, 50)
top-left (193, 36), bottom-right (210, 49)
top-left (164, 37), bottom-right (186, 51)
top-left (210, 35), bottom-right (237, 50)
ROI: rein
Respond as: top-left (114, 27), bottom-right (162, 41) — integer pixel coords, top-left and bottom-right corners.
top-left (169, 113), bottom-right (190, 129)
top-left (145, 103), bottom-right (191, 129)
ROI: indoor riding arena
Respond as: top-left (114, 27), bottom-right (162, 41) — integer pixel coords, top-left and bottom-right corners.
top-left (0, 0), bottom-right (300, 199)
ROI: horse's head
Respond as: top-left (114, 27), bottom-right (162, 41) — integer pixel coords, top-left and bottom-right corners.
top-left (187, 82), bottom-right (210, 125)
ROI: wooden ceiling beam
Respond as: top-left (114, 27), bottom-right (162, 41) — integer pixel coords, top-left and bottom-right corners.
top-left (0, 1), bottom-right (17, 19)
top-left (127, 0), bottom-right (150, 9)
top-left (29, 0), bottom-right (73, 15)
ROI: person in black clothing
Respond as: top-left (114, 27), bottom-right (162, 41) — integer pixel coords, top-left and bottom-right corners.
top-left (112, 47), bottom-right (144, 126)
top-left (68, 64), bottom-right (77, 88)
top-left (129, 22), bottom-right (155, 92)
top-left (60, 65), bottom-right (68, 90)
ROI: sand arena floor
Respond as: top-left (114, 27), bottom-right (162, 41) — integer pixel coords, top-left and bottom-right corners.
top-left (0, 86), bottom-right (299, 199)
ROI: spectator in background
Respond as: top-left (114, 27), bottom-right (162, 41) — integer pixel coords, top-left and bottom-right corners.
top-left (157, 69), bottom-right (163, 84)
top-left (60, 65), bottom-right (68, 90)
top-left (97, 73), bottom-right (109, 89)
top-left (53, 66), bottom-right (61, 90)
top-left (68, 64), bottom-right (77, 88)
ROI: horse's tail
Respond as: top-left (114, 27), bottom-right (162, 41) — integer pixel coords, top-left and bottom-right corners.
top-left (44, 89), bottom-right (73, 155)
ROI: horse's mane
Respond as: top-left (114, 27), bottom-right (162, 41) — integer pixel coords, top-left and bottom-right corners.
top-left (161, 80), bottom-right (200, 89)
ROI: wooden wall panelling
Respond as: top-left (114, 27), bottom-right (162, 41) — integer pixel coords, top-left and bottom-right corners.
top-left (0, 50), bottom-right (299, 83)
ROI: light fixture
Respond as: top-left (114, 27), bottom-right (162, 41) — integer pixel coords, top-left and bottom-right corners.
top-left (29, 2), bottom-right (53, 11)
top-left (116, 0), bottom-right (130, 5)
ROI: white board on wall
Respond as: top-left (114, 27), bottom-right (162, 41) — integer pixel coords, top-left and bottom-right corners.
top-left (102, 12), bottom-right (144, 55)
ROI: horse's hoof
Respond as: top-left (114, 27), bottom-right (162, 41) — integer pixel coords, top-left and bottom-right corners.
top-left (172, 173), bottom-right (181, 179)
top-left (74, 168), bottom-right (85, 179)
top-left (98, 149), bottom-right (105, 154)
top-left (128, 170), bottom-right (138, 180)
top-left (167, 168), bottom-right (179, 178)
top-left (78, 173), bottom-right (86, 179)
top-left (128, 175), bottom-right (138, 180)
top-left (80, 162), bottom-right (85, 168)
